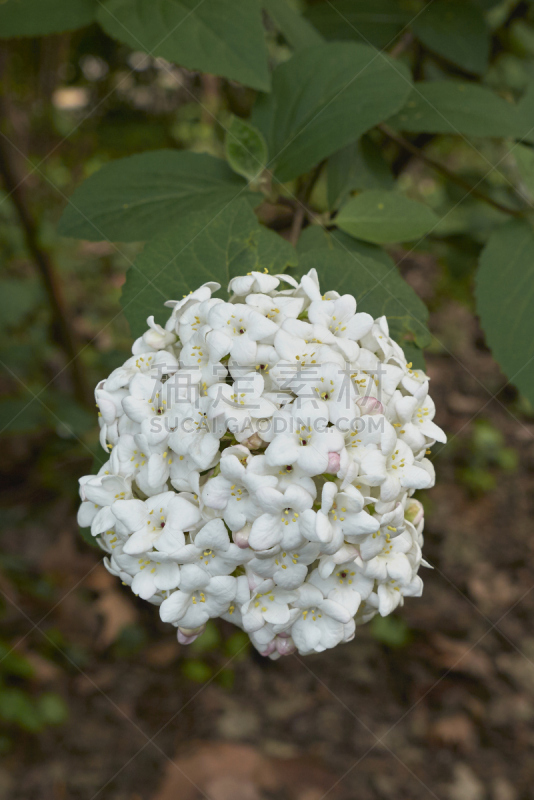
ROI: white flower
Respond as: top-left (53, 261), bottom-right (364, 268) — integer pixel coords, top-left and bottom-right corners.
top-left (370, 574), bottom-right (424, 617)
top-left (245, 292), bottom-right (304, 328)
top-left (264, 401), bottom-right (344, 477)
top-left (106, 546), bottom-right (181, 601)
top-left (248, 484), bottom-right (315, 551)
top-left (121, 374), bottom-right (180, 446)
top-left (168, 394), bottom-right (224, 470)
top-left (202, 446), bottom-right (277, 531)
top-left (206, 302), bottom-right (279, 364)
top-left (103, 350), bottom-right (179, 393)
top-left (290, 584), bottom-right (352, 654)
top-left (308, 293), bottom-right (373, 342)
top-left (309, 561), bottom-right (373, 616)
top-left (174, 296), bottom-right (223, 343)
top-left (79, 266), bottom-right (443, 658)
top-left (300, 483), bottom-right (378, 552)
top-left (241, 579), bottom-right (297, 632)
top-left (248, 541), bottom-right (320, 590)
top-left (112, 491), bottom-right (201, 555)
top-left (132, 315), bottom-right (176, 354)
top-left (179, 331), bottom-right (227, 389)
top-left (229, 270), bottom-right (280, 297)
top-left (164, 281), bottom-right (221, 333)
top-left (170, 519), bottom-right (246, 576)
top-left (289, 362), bottom-right (357, 430)
top-left (159, 564), bottom-right (236, 628)
top-left (208, 372), bottom-right (276, 434)
top-left (380, 441), bottom-right (434, 502)
top-left (362, 528), bottom-right (414, 585)
top-left (389, 387), bottom-right (446, 455)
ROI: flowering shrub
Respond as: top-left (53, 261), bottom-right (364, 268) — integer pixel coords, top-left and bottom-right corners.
top-left (78, 269), bottom-right (445, 658)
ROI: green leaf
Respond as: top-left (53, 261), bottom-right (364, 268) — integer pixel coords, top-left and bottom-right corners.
top-left (0, 0), bottom-right (96, 37)
top-left (0, 688), bottom-right (41, 732)
top-left (388, 81), bottom-right (529, 137)
top-left (36, 693), bottom-right (69, 726)
top-left (370, 614), bottom-right (411, 647)
top-left (297, 226), bottom-right (395, 268)
top-left (336, 190), bottom-right (439, 244)
top-left (58, 151), bottom-right (259, 242)
top-left (120, 198), bottom-right (297, 337)
top-left (182, 659), bottom-right (212, 682)
top-left (412, 0), bottom-right (490, 76)
top-left (304, 0), bottom-right (409, 50)
top-left (0, 398), bottom-right (44, 436)
top-left (512, 142), bottom-right (534, 197)
top-left (97, 0), bottom-right (269, 91)
top-left (0, 279), bottom-right (42, 328)
top-left (253, 42), bottom-right (412, 182)
top-left (295, 227), bottom-right (431, 360)
top-left (263, 0), bottom-right (323, 50)
top-left (225, 117), bottom-right (268, 183)
top-left (327, 136), bottom-right (394, 210)
top-left (476, 219), bottom-right (534, 405)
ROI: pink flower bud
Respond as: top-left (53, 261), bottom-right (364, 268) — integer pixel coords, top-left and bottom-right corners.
top-left (405, 499), bottom-right (424, 526)
top-left (275, 636), bottom-right (296, 656)
top-left (356, 396), bottom-right (384, 416)
top-left (260, 641), bottom-right (277, 656)
top-left (177, 625), bottom-right (205, 645)
top-left (233, 526), bottom-right (250, 549)
top-left (326, 451), bottom-right (341, 474)
top-left (240, 432), bottom-right (263, 450)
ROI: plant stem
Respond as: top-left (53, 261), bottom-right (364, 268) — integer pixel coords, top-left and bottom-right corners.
top-left (379, 124), bottom-right (524, 218)
top-left (0, 133), bottom-right (91, 406)
top-left (288, 162), bottom-right (324, 246)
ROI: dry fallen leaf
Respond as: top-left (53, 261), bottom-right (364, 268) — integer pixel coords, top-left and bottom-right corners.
top-left (429, 713), bottom-right (477, 752)
top-left (430, 634), bottom-right (493, 679)
top-left (152, 741), bottom-right (340, 800)
top-left (94, 585), bottom-right (138, 649)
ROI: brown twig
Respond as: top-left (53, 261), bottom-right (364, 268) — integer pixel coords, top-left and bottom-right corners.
top-left (389, 31), bottom-right (414, 59)
top-left (0, 133), bottom-right (91, 406)
top-left (288, 162), bottom-right (325, 246)
top-left (379, 124), bottom-right (525, 218)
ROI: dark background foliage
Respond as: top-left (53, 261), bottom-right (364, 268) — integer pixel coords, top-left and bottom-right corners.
top-left (0, 1), bottom-right (534, 798)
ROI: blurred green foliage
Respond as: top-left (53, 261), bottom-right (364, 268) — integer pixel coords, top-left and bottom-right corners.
top-left (0, 640), bottom-right (68, 748)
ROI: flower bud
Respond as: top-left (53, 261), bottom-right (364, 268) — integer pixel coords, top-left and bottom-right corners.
top-left (233, 524), bottom-right (250, 549)
top-left (240, 432), bottom-right (263, 450)
top-left (260, 641), bottom-right (277, 656)
top-left (405, 499), bottom-right (424, 526)
top-left (275, 635), bottom-right (296, 656)
top-left (326, 451), bottom-right (341, 474)
top-left (177, 625), bottom-right (205, 645)
top-left (356, 396), bottom-right (384, 416)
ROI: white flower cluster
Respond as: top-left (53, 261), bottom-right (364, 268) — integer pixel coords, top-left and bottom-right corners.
top-left (78, 268), bottom-right (445, 658)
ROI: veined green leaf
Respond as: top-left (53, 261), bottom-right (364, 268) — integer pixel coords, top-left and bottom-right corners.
top-left (412, 0), bottom-right (490, 76)
top-left (263, 0), bottom-right (323, 50)
top-left (253, 42), bottom-right (412, 182)
top-left (336, 190), bottom-right (438, 244)
top-left (327, 136), bottom-right (394, 210)
top-left (120, 198), bottom-right (297, 337)
top-left (225, 117), bottom-right (268, 182)
top-left (388, 81), bottom-right (528, 137)
top-left (476, 219), bottom-right (534, 405)
top-left (512, 142), bottom-right (534, 197)
top-left (304, 0), bottom-right (409, 50)
top-left (296, 226), bottom-right (430, 365)
top-left (97, 0), bottom-right (269, 91)
top-left (0, 0), bottom-right (96, 37)
top-left (58, 151), bottom-right (259, 242)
